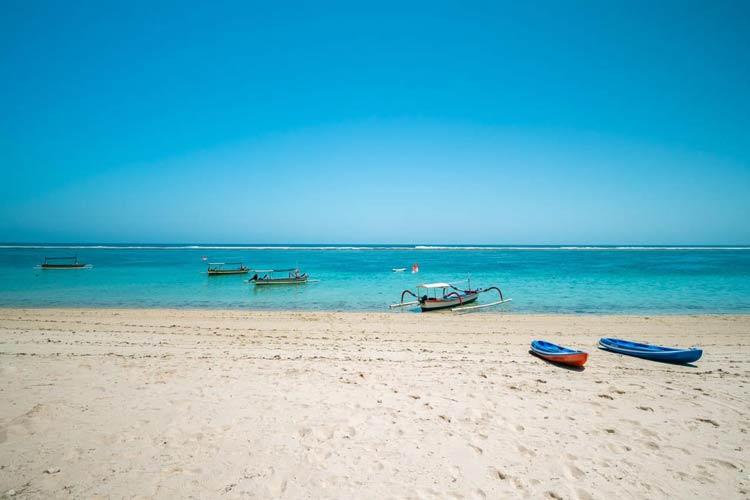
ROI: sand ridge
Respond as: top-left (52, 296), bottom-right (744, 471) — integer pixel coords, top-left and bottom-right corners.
top-left (0, 309), bottom-right (748, 499)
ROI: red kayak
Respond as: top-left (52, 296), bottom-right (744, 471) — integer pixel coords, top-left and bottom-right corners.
top-left (531, 340), bottom-right (588, 367)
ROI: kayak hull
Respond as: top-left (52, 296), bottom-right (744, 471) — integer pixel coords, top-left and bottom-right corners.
top-left (531, 340), bottom-right (588, 367)
top-left (599, 338), bottom-right (702, 364)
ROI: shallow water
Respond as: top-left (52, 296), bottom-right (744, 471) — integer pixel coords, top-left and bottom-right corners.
top-left (1, 245), bottom-right (749, 314)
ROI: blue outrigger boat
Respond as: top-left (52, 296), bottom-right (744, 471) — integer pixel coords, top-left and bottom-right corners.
top-left (598, 338), bottom-right (702, 364)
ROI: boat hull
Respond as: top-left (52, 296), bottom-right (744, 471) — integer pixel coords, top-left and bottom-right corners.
top-left (251, 277), bottom-right (309, 285)
top-left (530, 340), bottom-right (588, 367)
top-left (420, 293), bottom-right (478, 311)
top-left (40, 264), bottom-right (88, 269)
top-left (599, 338), bottom-right (702, 364)
top-left (207, 269), bottom-right (249, 275)
top-left (253, 280), bottom-right (308, 285)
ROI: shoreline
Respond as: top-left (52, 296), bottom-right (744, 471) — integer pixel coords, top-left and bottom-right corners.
top-left (3, 306), bottom-right (750, 318)
top-left (1, 308), bottom-right (748, 498)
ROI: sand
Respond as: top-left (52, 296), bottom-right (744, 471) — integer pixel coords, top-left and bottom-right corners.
top-left (0, 309), bottom-right (748, 499)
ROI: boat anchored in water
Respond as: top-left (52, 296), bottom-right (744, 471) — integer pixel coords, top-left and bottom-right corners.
top-left (393, 263), bottom-right (417, 273)
top-left (37, 256), bottom-right (91, 269)
top-left (246, 268), bottom-right (309, 285)
top-left (207, 261), bottom-right (250, 275)
top-left (390, 277), bottom-right (510, 312)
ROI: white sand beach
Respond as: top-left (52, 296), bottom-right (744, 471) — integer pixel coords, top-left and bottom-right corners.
top-left (0, 309), bottom-right (748, 499)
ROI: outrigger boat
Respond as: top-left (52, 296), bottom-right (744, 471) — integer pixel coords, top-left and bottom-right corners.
top-left (207, 261), bottom-right (249, 275)
top-left (390, 277), bottom-right (511, 313)
top-left (247, 268), bottom-right (309, 285)
top-left (38, 256), bottom-right (91, 269)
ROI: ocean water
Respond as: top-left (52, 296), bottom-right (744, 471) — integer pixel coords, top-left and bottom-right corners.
top-left (1, 245), bottom-right (749, 314)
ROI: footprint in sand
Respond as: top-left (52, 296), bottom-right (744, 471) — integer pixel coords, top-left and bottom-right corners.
top-left (313, 426), bottom-right (335, 441)
top-left (340, 426), bottom-right (356, 439)
top-left (517, 445), bottom-right (536, 457)
top-left (564, 462), bottom-right (586, 479)
top-left (467, 408), bottom-right (484, 422)
top-left (265, 469), bottom-right (287, 496)
top-left (416, 487), bottom-right (442, 498)
top-left (706, 458), bottom-right (738, 470)
top-left (267, 477), bottom-right (289, 494)
top-left (639, 427), bottom-right (658, 439)
top-left (489, 467), bottom-right (509, 480)
top-left (696, 418), bottom-right (720, 428)
top-left (488, 467), bottom-right (525, 491)
top-left (467, 443), bottom-right (483, 455)
top-left (169, 399), bottom-right (191, 410)
top-left (644, 441), bottom-right (660, 450)
top-left (308, 448), bottom-right (332, 464)
top-left (605, 442), bottom-right (631, 453)
top-left (576, 488), bottom-right (594, 500)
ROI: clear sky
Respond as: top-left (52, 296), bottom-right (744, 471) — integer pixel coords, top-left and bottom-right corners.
top-left (1, 1), bottom-right (748, 244)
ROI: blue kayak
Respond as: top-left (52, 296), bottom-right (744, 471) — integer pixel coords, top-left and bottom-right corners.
top-left (599, 338), bottom-right (702, 364)
top-left (530, 340), bottom-right (588, 366)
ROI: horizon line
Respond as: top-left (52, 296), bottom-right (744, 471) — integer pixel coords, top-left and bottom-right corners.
top-left (2, 243), bottom-right (750, 250)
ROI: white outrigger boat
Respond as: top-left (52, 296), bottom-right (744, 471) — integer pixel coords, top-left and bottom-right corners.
top-left (246, 268), bottom-right (309, 285)
top-left (390, 278), bottom-right (511, 313)
top-left (206, 261), bottom-right (249, 275)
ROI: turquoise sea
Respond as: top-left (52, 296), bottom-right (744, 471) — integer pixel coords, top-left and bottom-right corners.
top-left (1, 245), bottom-right (749, 314)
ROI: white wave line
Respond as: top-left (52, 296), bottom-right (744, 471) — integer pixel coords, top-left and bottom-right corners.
top-left (1, 245), bottom-right (749, 251)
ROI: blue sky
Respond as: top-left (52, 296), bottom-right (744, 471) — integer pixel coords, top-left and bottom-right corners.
top-left (1, 1), bottom-right (748, 244)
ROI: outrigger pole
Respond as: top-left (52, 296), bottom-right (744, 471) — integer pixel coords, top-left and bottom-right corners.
top-left (390, 289), bottom-right (420, 308)
top-left (452, 298), bottom-right (513, 313)
top-left (389, 301), bottom-right (419, 308)
top-left (451, 286), bottom-right (511, 313)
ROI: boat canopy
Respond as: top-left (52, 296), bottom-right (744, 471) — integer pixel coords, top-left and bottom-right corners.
top-left (208, 261), bottom-right (243, 266)
top-left (418, 283), bottom-right (453, 289)
top-left (249, 268), bottom-right (297, 273)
